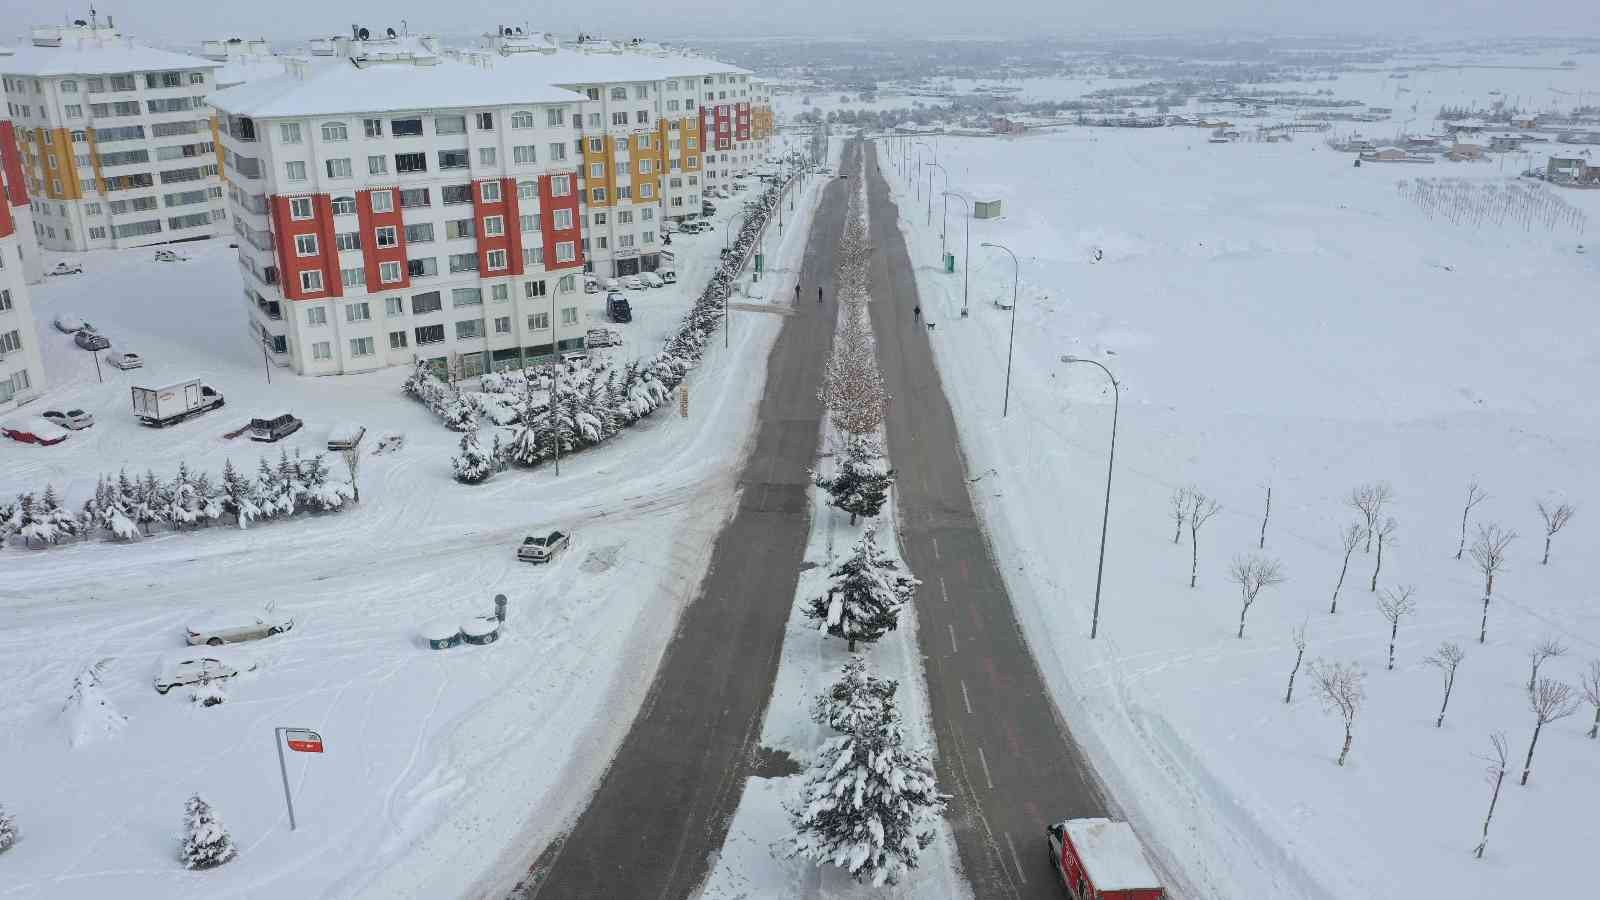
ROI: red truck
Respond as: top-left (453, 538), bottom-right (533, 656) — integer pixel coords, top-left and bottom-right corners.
top-left (1045, 817), bottom-right (1164, 900)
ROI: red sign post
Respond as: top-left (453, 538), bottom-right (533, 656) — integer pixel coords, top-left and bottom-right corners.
top-left (274, 727), bottom-right (325, 831)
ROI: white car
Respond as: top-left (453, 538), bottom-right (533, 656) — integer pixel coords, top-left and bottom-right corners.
top-left (40, 408), bottom-right (94, 430)
top-left (185, 609), bottom-right (296, 646)
top-left (53, 314), bottom-right (90, 333)
top-left (106, 351), bottom-right (143, 370)
top-left (154, 651), bottom-right (256, 694)
top-left (516, 530), bottom-right (570, 564)
top-left (603, 277), bottom-right (621, 291)
top-left (622, 275), bottom-right (645, 290)
top-left (639, 272), bottom-right (664, 288)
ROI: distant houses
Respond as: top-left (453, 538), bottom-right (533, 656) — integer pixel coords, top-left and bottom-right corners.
top-left (1546, 156), bottom-right (1600, 185)
top-left (1359, 146), bottom-right (1435, 163)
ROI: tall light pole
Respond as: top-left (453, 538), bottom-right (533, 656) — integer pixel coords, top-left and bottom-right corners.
top-left (724, 208), bottom-right (754, 348)
top-left (914, 141), bottom-right (933, 205)
top-left (942, 191), bottom-right (970, 316)
top-left (981, 242), bottom-right (1020, 417)
top-left (927, 161), bottom-right (948, 243)
top-left (1060, 355), bottom-right (1120, 640)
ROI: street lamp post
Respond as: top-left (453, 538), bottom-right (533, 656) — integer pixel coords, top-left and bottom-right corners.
top-left (724, 209), bottom-right (754, 349)
top-left (1060, 355), bottom-right (1121, 640)
top-left (927, 162), bottom-right (948, 247)
top-left (981, 242), bottom-right (1020, 416)
top-left (942, 191), bottom-right (970, 316)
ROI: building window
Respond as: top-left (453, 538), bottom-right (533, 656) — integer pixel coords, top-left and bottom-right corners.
top-left (412, 291), bottom-right (443, 314)
top-left (350, 336), bottom-right (375, 357)
top-left (611, 111), bottom-right (628, 127)
top-left (438, 149), bottom-right (469, 169)
top-left (415, 324), bottom-right (445, 345)
top-left (391, 117), bottom-right (423, 137)
top-left (65, 104), bottom-right (82, 118)
top-left (405, 222), bottom-right (434, 243)
top-left (455, 319), bottom-right (484, 339)
top-left (636, 110), bottom-right (649, 124)
top-left (370, 189), bottom-right (394, 213)
top-left (306, 306), bottom-right (327, 326)
top-left (475, 112), bottom-right (494, 131)
top-left (589, 162), bottom-right (605, 179)
top-left (448, 252), bottom-right (478, 273)
top-left (520, 213), bottom-right (538, 232)
top-left (278, 122), bottom-right (302, 143)
top-left (591, 187), bottom-right (607, 202)
top-left (491, 283), bottom-right (510, 302)
top-left (286, 161), bottom-right (307, 181)
top-left (375, 225), bottom-right (398, 247)
top-left (435, 115), bottom-right (467, 135)
top-left (364, 118), bottom-right (383, 137)
top-left (494, 316), bottom-right (512, 334)
top-left (396, 152), bottom-right (427, 174)
top-left (561, 306), bottom-right (578, 326)
top-left (399, 187), bottom-right (430, 208)
top-left (525, 280), bottom-right (547, 298)
top-left (559, 274), bottom-right (576, 293)
top-left (518, 180), bottom-right (538, 200)
top-left (346, 301), bottom-right (371, 322)
top-left (511, 110), bottom-right (534, 129)
top-left (341, 268), bottom-right (365, 288)
top-left (555, 241), bottom-right (575, 263)
top-left (295, 234), bottom-right (319, 256)
top-left (369, 155), bottom-right (388, 175)
top-left (390, 330), bottom-right (408, 349)
top-left (329, 196), bottom-right (356, 216)
top-left (487, 249), bottom-right (508, 271)
top-left (528, 311), bottom-right (549, 330)
top-left (514, 145), bottom-right (537, 165)
top-left (548, 142), bottom-right (567, 162)
top-left (289, 197), bottom-right (313, 220)
top-left (483, 215), bottom-right (504, 237)
top-left (327, 158), bottom-right (353, 178)
top-left (479, 147), bottom-right (497, 166)
top-left (547, 107), bottom-right (565, 127)
top-left (481, 180), bottom-right (502, 202)
top-left (321, 122), bottom-right (349, 142)
top-left (452, 287), bottom-right (483, 307)
top-left (335, 232), bottom-right (361, 251)
top-left (550, 175), bottom-right (570, 196)
top-left (445, 219), bottom-right (474, 240)
top-left (379, 261), bottom-right (402, 284)
top-left (312, 341), bottom-right (331, 360)
top-left (552, 208), bottom-right (572, 230)
top-left (386, 296), bottom-right (405, 316)
top-left (300, 270), bottom-right (324, 292)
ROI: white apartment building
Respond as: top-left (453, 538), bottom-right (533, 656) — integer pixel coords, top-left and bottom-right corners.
top-left (0, 20), bottom-right (225, 253)
top-left (209, 34), bottom-right (593, 378)
top-left (1, 96), bottom-right (47, 413)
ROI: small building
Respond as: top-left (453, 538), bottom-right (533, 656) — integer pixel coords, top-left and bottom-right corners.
top-left (990, 116), bottom-right (1026, 135)
top-left (1448, 142), bottom-right (1485, 161)
top-left (1364, 147), bottom-right (1412, 161)
top-left (1512, 115), bottom-right (1540, 129)
top-left (974, 199), bottom-right (1003, 219)
top-left (1369, 106), bottom-right (1393, 115)
top-left (1547, 157), bottom-right (1587, 180)
top-left (1489, 135), bottom-right (1523, 152)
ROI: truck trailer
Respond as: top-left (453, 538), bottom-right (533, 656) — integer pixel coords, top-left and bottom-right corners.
top-left (131, 379), bottom-right (225, 427)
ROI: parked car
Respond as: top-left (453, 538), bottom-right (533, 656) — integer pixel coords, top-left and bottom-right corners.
top-left (2, 418), bottom-right (69, 446)
top-left (603, 277), bottom-right (621, 291)
top-left (661, 270), bottom-right (677, 284)
top-left (40, 408), bottom-right (94, 430)
top-left (185, 609), bottom-right (296, 646)
top-left (583, 275), bottom-right (601, 293)
top-left (606, 292), bottom-right (632, 323)
top-left (622, 274), bottom-right (645, 290)
top-left (586, 327), bottom-right (622, 348)
top-left (715, 187), bottom-right (731, 199)
top-left (106, 350), bottom-right (143, 370)
top-left (249, 413), bottom-right (303, 442)
top-left (48, 261), bottom-right (83, 276)
top-left (661, 220), bottom-right (681, 234)
top-left (73, 330), bottom-right (110, 351)
top-left (154, 651), bottom-right (256, 694)
top-left (702, 202), bottom-right (718, 216)
top-left (153, 248), bottom-right (188, 262)
top-left (516, 530), bottom-right (570, 563)
top-left (53, 314), bottom-right (90, 333)
top-left (640, 272), bottom-right (664, 288)
top-left (327, 422), bottom-right (366, 451)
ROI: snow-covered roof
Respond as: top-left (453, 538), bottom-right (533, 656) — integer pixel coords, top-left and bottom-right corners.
top-left (494, 48), bottom-right (750, 87)
top-left (460, 615), bottom-right (500, 637)
top-left (1062, 819), bottom-right (1162, 890)
top-left (208, 56), bottom-right (585, 118)
top-left (0, 39), bottom-right (218, 77)
top-left (213, 55), bottom-right (293, 90)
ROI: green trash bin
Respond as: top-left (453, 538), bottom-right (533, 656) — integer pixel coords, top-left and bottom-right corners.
top-left (943, 252), bottom-right (956, 274)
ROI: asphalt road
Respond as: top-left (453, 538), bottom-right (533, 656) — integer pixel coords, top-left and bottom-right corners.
top-left (515, 167), bottom-right (851, 899)
top-left (861, 140), bottom-right (1110, 897)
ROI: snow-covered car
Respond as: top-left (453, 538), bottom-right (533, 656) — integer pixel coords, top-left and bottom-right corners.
top-left (48, 261), bottom-right (84, 276)
top-left (640, 272), bottom-right (664, 288)
top-left (154, 651), bottom-right (256, 694)
top-left (661, 220), bottom-right (681, 234)
top-left (53, 314), bottom-right (90, 333)
top-left (73, 330), bottom-right (110, 351)
top-left (516, 530), bottom-right (570, 563)
top-left (40, 408), bottom-right (94, 430)
top-left (2, 418), bottom-right (69, 446)
top-left (185, 609), bottom-right (295, 646)
top-left (661, 270), bottom-right (677, 284)
top-left (715, 187), bottom-right (731, 199)
top-left (153, 248), bottom-right (188, 262)
top-left (106, 351), bottom-right (143, 370)
top-left (622, 275), bottom-right (645, 290)
top-left (586, 327), bottom-right (621, 348)
top-left (603, 277), bottom-right (621, 291)
top-left (583, 275), bottom-right (601, 293)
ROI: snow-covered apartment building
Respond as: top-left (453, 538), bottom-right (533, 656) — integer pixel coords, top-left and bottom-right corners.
top-left (209, 29), bottom-right (774, 377)
top-left (0, 21), bottom-right (226, 253)
top-left (1, 54), bottom-right (48, 413)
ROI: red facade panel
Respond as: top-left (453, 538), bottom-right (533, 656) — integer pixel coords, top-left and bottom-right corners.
top-left (355, 187), bottom-right (410, 291)
top-left (736, 102), bottom-right (751, 142)
top-left (0, 121), bottom-right (29, 207)
top-left (471, 177), bottom-right (523, 278)
top-left (0, 189), bottom-right (12, 238)
top-left (269, 193), bottom-right (342, 301)
top-left (537, 172), bottom-right (584, 272)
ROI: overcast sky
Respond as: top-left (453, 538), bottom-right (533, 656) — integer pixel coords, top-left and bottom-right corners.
top-left (2, 1), bottom-right (1591, 45)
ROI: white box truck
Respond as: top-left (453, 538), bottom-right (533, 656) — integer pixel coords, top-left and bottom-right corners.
top-left (131, 378), bottom-right (225, 427)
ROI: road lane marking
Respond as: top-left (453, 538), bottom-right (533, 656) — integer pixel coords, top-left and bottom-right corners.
top-left (948, 624), bottom-right (958, 653)
top-left (1005, 831), bottom-right (1028, 885)
top-left (939, 576), bottom-right (949, 603)
top-left (932, 536), bottom-right (941, 559)
top-left (978, 746), bottom-right (994, 789)
top-left (960, 679), bottom-right (972, 714)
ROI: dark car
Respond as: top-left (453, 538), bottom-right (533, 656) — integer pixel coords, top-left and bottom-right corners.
top-left (73, 330), bottom-right (110, 351)
top-left (607, 292), bottom-right (632, 323)
top-left (249, 413), bottom-right (304, 442)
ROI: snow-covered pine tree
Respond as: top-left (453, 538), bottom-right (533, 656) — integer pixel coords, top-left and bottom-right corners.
top-left (452, 432), bottom-right (497, 484)
top-left (76, 477), bottom-right (106, 538)
top-left (38, 484), bottom-right (77, 543)
top-left (442, 393), bottom-right (482, 432)
top-left (11, 492), bottom-right (46, 548)
top-left (191, 470), bottom-right (224, 524)
top-left (0, 497), bottom-right (16, 549)
top-left (0, 802), bottom-right (15, 852)
top-left (219, 460), bottom-right (261, 528)
top-left (103, 470), bottom-right (140, 540)
top-left (178, 794), bottom-right (236, 870)
top-left (269, 450), bottom-right (301, 517)
top-left (133, 470), bottom-right (170, 532)
top-left (293, 451), bottom-right (349, 510)
top-left (812, 657), bottom-right (899, 736)
top-left (254, 457), bottom-right (281, 520)
top-left (815, 439), bottom-right (894, 525)
top-left (787, 702), bottom-right (944, 887)
top-left (803, 530), bottom-right (919, 652)
top-left (168, 463), bottom-right (200, 531)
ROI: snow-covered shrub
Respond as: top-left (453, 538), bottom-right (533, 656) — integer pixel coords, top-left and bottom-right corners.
top-left (179, 794), bottom-right (236, 870)
top-left (452, 433), bottom-right (497, 484)
top-left (0, 803), bottom-right (16, 853)
top-left (61, 663), bottom-right (127, 748)
top-left (190, 680), bottom-right (227, 708)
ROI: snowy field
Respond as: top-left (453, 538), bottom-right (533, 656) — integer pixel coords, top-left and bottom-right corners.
top-left (0, 140), bottom-right (828, 898)
top-left (879, 121), bottom-right (1598, 899)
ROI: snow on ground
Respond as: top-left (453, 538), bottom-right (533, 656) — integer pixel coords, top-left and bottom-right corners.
top-left (880, 123), bottom-right (1599, 900)
top-left (0, 137), bottom-right (827, 899)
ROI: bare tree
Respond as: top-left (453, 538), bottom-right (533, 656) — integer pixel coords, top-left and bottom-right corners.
top-left (1455, 481), bottom-right (1488, 560)
top-left (1520, 678), bottom-right (1579, 785)
top-left (1581, 660), bottom-right (1600, 740)
top-left (1168, 487), bottom-right (1191, 544)
top-left (1329, 522), bottom-right (1366, 614)
top-left (1284, 621), bottom-right (1308, 704)
top-left (1472, 732), bottom-right (1508, 859)
top-left (1425, 641), bottom-right (1465, 727)
top-left (1229, 553), bottom-right (1284, 638)
top-left (1258, 483), bottom-right (1272, 549)
top-left (1346, 481), bottom-right (1393, 553)
top-left (1535, 499), bottom-right (1576, 566)
top-left (340, 446), bottom-right (362, 503)
top-left (1365, 516), bottom-right (1396, 590)
top-left (1375, 585), bottom-right (1417, 671)
top-left (1310, 659), bottom-right (1366, 766)
top-left (1469, 524), bottom-right (1516, 644)
top-left (1187, 491), bottom-right (1221, 589)
top-left (1526, 638), bottom-right (1568, 695)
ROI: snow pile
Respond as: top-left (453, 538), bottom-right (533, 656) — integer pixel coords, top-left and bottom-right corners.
top-left (60, 664), bottom-right (127, 748)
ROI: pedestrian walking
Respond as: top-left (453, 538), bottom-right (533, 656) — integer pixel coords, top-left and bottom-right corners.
top-left (818, 286), bottom-right (823, 304)
top-left (913, 305), bottom-right (921, 320)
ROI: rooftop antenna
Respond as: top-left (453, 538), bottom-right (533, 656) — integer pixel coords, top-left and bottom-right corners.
top-left (89, 6), bottom-right (97, 28)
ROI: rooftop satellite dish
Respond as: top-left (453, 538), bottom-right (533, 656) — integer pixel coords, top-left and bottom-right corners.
top-left (386, 27), bottom-right (397, 38)
top-left (358, 26), bottom-right (371, 41)
top-left (503, 26), bottom-right (512, 36)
